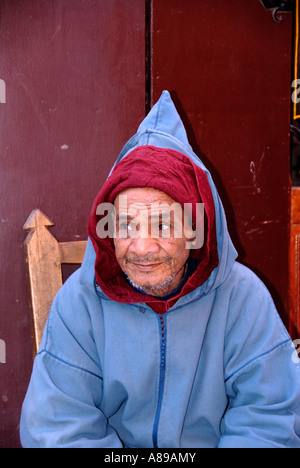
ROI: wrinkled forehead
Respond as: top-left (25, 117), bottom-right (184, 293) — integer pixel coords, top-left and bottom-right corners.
top-left (114, 187), bottom-right (177, 209)
top-left (114, 187), bottom-right (184, 219)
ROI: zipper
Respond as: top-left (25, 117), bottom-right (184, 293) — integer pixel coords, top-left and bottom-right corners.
top-left (152, 313), bottom-right (167, 448)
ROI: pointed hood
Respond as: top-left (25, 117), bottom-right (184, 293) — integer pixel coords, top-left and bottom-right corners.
top-left (87, 91), bottom-right (237, 312)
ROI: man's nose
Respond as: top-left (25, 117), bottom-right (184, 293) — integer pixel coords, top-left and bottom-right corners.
top-left (128, 234), bottom-right (160, 256)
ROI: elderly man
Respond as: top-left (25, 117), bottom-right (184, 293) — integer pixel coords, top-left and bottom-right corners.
top-left (20, 91), bottom-right (300, 448)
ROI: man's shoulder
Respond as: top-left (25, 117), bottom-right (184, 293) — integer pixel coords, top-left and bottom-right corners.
top-left (226, 261), bottom-right (272, 297)
top-left (42, 267), bottom-right (103, 355)
top-left (56, 267), bottom-right (96, 300)
top-left (220, 261), bottom-right (289, 340)
top-left (218, 261), bottom-right (282, 324)
top-left (229, 261), bottom-right (264, 281)
top-left (50, 267), bottom-right (100, 322)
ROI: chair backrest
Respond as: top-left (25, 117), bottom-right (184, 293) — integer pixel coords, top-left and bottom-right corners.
top-left (24, 209), bottom-right (87, 356)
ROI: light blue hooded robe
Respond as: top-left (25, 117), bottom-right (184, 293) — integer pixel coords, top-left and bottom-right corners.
top-left (20, 91), bottom-right (300, 448)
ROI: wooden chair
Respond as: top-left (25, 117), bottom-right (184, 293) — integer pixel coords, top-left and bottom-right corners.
top-left (24, 209), bottom-right (87, 356)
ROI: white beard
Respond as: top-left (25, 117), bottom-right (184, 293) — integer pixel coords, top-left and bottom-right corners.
top-left (126, 272), bottom-right (178, 297)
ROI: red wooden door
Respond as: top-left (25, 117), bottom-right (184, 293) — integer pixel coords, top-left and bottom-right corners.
top-left (0, 0), bottom-right (145, 448)
top-left (150, 0), bottom-right (292, 332)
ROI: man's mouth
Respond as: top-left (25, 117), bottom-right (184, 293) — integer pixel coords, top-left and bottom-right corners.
top-left (130, 262), bottom-right (163, 271)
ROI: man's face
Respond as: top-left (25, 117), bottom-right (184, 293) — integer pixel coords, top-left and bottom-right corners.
top-left (113, 187), bottom-right (192, 297)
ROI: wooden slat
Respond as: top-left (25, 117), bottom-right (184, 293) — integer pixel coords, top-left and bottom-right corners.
top-left (59, 241), bottom-right (87, 264)
top-left (24, 209), bottom-right (87, 356)
top-left (24, 209), bottom-right (63, 355)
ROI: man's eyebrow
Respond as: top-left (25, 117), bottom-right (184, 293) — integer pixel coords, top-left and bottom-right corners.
top-left (150, 209), bottom-right (179, 218)
top-left (149, 212), bottom-right (172, 220)
top-left (116, 214), bottom-right (135, 222)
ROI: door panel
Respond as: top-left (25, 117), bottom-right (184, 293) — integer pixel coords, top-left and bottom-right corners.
top-left (0, 0), bottom-right (145, 447)
top-left (151, 0), bottom-right (292, 331)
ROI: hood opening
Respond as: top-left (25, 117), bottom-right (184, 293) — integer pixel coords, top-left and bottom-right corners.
top-left (87, 145), bottom-right (219, 313)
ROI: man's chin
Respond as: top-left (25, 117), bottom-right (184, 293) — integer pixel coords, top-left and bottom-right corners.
top-left (126, 273), bottom-right (177, 297)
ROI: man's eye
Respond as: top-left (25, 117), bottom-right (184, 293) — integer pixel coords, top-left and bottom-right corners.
top-left (117, 223), bottom-right (130, 235)
top-left (119, 223), bottom-right (130, 231)
top-left (152, 222), bottom-right (171, 236)
top-left (118, 222), bottom-right (140, 236)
